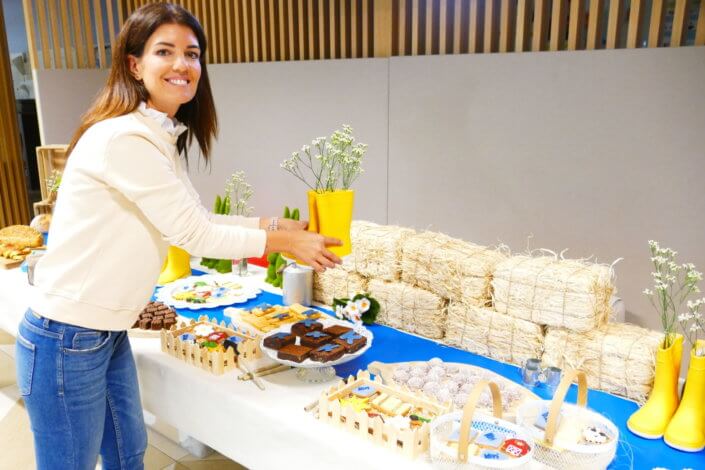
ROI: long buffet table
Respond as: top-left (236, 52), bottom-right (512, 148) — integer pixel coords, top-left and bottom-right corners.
top-left (0, 263), bottom-right (700, 470)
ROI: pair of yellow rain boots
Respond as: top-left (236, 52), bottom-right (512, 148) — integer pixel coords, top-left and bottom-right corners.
top-left (627, 335), bottom-right (705, 453)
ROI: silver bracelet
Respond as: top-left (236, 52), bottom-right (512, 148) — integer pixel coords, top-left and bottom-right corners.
top-left (267, 216), bottom-right (279, 231)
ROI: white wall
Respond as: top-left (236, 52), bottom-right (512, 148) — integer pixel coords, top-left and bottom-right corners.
top-left (388, 47), bottom-right (705, 329)
top-left (33, 46), bottom-right (705, 330)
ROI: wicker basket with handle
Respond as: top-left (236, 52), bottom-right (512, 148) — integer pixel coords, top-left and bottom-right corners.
top-left (430, 380), bottom-right (535, 469)
top-left (515, 370), bottom-right (618, 469)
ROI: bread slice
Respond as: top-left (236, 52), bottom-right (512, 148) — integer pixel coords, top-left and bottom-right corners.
top-left (0, 225), bottom-right (43, 248)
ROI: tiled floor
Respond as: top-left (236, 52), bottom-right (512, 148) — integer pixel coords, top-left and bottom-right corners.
top-left (0, 329), bottom-right (247, 470)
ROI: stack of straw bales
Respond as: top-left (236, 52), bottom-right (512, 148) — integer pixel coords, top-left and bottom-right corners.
top-left (492, 255), bottom-right (614, 331)
top-left (368, 279), bottom-right (447, 339)
top-left (345, 221), bottom-right (416, 281)
top-left (306, 220), bottom-right (661, 402)
top-left (445, 301), bottom-right (544, 366)
top-left (401, 232), bottom-right (507, 305)
top-left (542, 323), bottom-right (663, 403)
top-left (313, 267), bottom-right (368, 305)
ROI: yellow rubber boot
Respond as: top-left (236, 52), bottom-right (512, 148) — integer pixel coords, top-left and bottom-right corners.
top-left (664, 340), bottom-right (705, 452)
top-left (627, 335), bottom-right (683, 439)
top-left (157, 246), bottom-right (192, 285)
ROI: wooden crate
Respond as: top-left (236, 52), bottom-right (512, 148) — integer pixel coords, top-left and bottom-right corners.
top-left (160, 315), bottom-right (265, 375)
top-left (317, 370), bottom-right (452, 459)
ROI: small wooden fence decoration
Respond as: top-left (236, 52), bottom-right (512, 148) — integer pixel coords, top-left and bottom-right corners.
top-left (160, 315), bottom-right (263, 375)
top-left (317, 369), bottom-right (452, 459)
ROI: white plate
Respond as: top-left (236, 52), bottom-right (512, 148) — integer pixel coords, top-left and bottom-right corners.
top-left (260, 317), bottom-right (374, 368)
top-left (155, 274), bottom-right (262, 310)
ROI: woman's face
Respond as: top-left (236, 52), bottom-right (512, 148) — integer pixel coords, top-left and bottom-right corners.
top-left (128, 23), bottom-right (201, 117)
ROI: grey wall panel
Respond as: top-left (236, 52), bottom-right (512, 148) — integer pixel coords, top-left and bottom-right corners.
top-left (34, 60), bottom-right (389, 225)
top-left (190, 59), bottom-right (389, 225)
top-left (34, 68), bottom-right (108, 144)
top-left (388, 47), bottom-right (705, 328)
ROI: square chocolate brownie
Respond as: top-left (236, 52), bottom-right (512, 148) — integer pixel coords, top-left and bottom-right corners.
top-left (310, 342), bottom-right (346, 362)
top-left (322, 325), bottom-right (352, 338)
top-left (263, 332), bottom-right (296, 350)
top-left (300, 330), bottom-right (332, 348)
top-left (333, 331), bottom-right (367, 353)
top-left (290, 319), bottom-right (323, 337)
top-left (277, 344), bottom-right (312, 363)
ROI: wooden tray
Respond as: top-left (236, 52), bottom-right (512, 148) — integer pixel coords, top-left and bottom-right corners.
top-left (0, 257), bottom-right (23, 270)
top-left (368, 360), bottom-right (538, 419)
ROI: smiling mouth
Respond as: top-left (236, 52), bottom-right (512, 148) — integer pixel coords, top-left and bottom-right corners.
top-left (165, 78), bottom-right (190, 86)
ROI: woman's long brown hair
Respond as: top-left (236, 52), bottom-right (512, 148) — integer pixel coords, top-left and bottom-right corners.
top-left (67, 2), bottom-right (217, 161)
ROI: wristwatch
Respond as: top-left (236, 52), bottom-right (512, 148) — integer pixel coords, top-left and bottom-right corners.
top-left (267, 216), bottom-right (279, 231)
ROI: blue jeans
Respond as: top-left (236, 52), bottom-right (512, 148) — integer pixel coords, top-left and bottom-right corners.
top-left (15, 310), bottom-right (147, 470)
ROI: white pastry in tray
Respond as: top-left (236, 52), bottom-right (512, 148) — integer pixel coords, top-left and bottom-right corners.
top-left (368, 358), bottom-right (538, 420)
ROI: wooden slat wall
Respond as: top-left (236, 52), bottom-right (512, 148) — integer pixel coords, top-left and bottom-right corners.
top-left (19, 0), bottom-right (705, 69)
top-left (1, 1), bottom-right (31, 226)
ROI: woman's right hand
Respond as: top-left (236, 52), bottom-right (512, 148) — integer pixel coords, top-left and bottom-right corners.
top-left (287, 231), bottom-right (343, 272)
top-left (264, 230), bottom-right (343, 273)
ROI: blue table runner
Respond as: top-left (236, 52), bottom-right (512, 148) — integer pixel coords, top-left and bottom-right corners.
top-left (160, 275), bottom-right (703, 470)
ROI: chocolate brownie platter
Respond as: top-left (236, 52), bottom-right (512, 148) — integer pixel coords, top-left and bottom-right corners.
top-left (260, 316), bottom-right (373, 369)
top-left (128, 301), bottom-right (182, 338)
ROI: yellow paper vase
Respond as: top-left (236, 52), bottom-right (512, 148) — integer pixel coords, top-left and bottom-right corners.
top-left (158, 246), bottom-right (192, 285)
top-left (310, 189), bottom-right (353, 257)
top-left (307, 190), bottom-right (319, 234)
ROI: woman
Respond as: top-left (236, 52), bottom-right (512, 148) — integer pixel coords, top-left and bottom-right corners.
top-left (15, 3), bottom-right (341, 469)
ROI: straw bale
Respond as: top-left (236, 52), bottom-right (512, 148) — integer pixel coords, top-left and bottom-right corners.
top-left (542, 323), bottom-right (663, 403)
top-left (492, 255), bottom-right (614, 332)
top-left (400, 231), bottom-right (507, 305)
top-left (313, 267), bottom-right (368, 306)
top-left (368, 279), bottom-right (447, 339)
top-left (345, 220), bottom-right (416, 281)
top-left (444, 301), bottom-right (545, 366)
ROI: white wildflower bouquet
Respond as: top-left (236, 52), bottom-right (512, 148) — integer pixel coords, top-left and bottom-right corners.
top-left (280, 125), bottom-right (367, 192)
top-left (224, 170), bottom-right (254, 216)
top-left (333, 293), bottom-right (380, 326)
top-left (643, 240), bottom-right (702, 350)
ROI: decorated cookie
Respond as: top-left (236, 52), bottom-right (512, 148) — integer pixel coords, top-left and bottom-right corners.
top-left (352, 385), bottom-right (378, 398)
top-left (223, 336), bottom-right (243, 351)
top-left (480, 450), bottom-right (509, 461)
top-left (582, 425), bottom-right (611, 444)
top-left (179, 333), bottom-right (196, 342)
top-left (475, 431), bottom-right (507, 449)
top-left (447, 423), bottom-right (477, 442)
top-left (193, 324), bottom-right (215, 337)
top-left (500, 438), bottom-right (530, 458)
top-left (339, 396), bottom-right (370, 413)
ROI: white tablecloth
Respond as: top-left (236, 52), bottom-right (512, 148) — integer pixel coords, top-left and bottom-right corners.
top-left (0, 266), bottom-right (432, 470)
